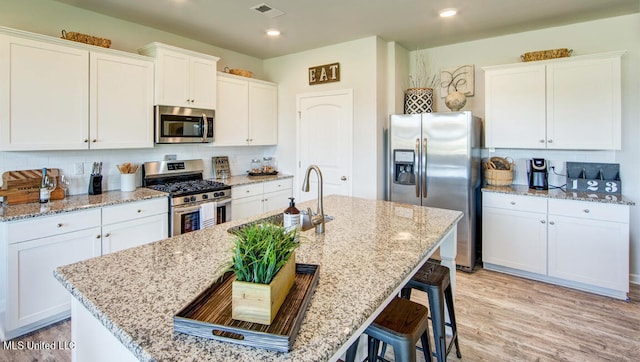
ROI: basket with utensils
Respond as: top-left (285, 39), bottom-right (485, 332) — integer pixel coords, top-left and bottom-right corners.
top-left (61, 30), bottom-right (112, 48)
top-left (483, 157), bottom-right (514, 186)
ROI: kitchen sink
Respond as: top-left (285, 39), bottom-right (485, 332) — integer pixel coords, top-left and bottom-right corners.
top-left (227, 211), bottom-right (333, 234)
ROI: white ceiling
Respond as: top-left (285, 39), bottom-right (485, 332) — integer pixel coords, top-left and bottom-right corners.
top-left (53, 0), bottom-right (640, 59)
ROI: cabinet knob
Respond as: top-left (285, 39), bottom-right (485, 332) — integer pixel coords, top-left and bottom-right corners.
top-left (548, 139), bottom-right (553, 143)
top-left (96, 235), bottom-right (101, 239)
top-left (539, 140), bottom-right (545, 143)
top-left (57, 223), bottom-right (63, 228)
top-left (510, 201), bottom-right (516, 205)
top-left (92, 139), bottom-right (97, 143)
top-left (540, 220), bottom-right (545, 224)
top-left (137, 209), bottom-right (142, 213)
top-left (583, 209), bottom-right (590, 213)
top-left (84, 139), bottom-right (89, 143)
top-left (104, 233), bottom-right (110, 237)
top-left (549, 221), bottom-right (555, 225)
top-left (341, 176), bottom-right (347, 181)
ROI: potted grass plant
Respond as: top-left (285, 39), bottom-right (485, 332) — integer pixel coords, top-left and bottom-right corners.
top-left (230, 222), bottom-right (299, 325)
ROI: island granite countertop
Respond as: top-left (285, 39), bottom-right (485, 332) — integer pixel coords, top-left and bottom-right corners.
top-left (482, 184), bottom-right (635, 206)
top-left (54, 195), bottom-right (462, 362)
top-left (0, 188), bottom-right (168, 222)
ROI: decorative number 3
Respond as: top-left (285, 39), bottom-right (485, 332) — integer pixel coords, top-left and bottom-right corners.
top-left (605, 181), bottom-right (618, 193)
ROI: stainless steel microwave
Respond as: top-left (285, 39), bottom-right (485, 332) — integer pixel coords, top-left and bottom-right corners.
top-left (155, 105), bottom-right (214, 144)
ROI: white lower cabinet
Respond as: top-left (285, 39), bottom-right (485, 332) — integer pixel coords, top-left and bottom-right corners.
top-left (232, 179), bottom-right (293, 221)
top-left (101, 198), bottom-right (168, 254)
top-left (547, 199), bottom-right (629, 293)
top-left (482, 192), bottom-right (630, 300)
top-left (0, 197), bottom-right (168, 340)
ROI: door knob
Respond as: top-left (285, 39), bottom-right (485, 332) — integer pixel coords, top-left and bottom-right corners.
top-left (341, 176), bottom-right (347, 181)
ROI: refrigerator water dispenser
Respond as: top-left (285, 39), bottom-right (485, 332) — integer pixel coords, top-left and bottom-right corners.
top-left (393, 150), bottom-right (415, 185)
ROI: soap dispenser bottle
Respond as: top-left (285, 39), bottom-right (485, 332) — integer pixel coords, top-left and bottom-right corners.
top-left (283, 197), bottom-right (301, 235)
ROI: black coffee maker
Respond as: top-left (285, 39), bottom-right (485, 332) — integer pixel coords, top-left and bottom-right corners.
top-left (528, 158), bottom-right (548, 190)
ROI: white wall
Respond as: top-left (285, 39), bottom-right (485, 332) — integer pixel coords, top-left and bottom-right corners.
top-left (0, 0), bottom-right (276, 194)
top-left (410, 14), bottom-right (640, 282)
top-left (264, 36), bottom-right (384, 201)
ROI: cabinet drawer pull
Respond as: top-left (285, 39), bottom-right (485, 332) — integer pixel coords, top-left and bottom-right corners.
top-left (510, 201), bottom-right (516, 205)
top-left (539, 140), bottom-right (545, 143)
top-left (57, 223), bottom-right (63, 228)
top-left (549, 221), bottom-right (555, 225)
top-left (583, 209), bottom-right (590, 213)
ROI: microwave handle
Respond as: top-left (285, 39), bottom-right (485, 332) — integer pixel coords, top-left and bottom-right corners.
top-left (201, 113), bottom-right (208, 143)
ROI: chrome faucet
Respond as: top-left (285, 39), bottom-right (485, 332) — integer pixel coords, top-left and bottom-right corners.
top-left (301, 165), bottom-right (325, 234)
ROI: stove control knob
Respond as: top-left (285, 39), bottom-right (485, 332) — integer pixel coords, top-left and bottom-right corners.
top-left (202, 194), bottom-right (209, 200)
top-left (183, 197), bottom-right (190, 203)
top-left (190, 196), bottom-right (196, 202)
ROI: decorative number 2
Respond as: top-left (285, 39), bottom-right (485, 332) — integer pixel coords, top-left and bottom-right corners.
top-left (586, 180), bottom-right (599, 191)
top-left (605, 181), bottom-right (618, 193)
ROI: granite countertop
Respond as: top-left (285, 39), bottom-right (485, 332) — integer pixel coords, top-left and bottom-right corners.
top-left (482, 184), bottom-right (635, 206)
top-left (0, 188), bottom-right (168, 222)
top-left (54, 195), bottom-right (463, 362)
top-left (214, 173), bottom-right (293, 188)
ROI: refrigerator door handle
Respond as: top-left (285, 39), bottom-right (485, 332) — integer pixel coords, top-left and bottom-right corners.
top-left (422, 137), bottom-right (427, 198)
top-left (415, 138), bottom-right (420, 198)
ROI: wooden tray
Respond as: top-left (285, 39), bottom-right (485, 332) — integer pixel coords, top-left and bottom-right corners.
top-left (174, 264), bottom-right (320, 352)
top-left (248, 171), bottom-right (278, 176)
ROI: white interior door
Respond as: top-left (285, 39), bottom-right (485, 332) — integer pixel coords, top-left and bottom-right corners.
top-left (297, 89), bottom-right (353, 203)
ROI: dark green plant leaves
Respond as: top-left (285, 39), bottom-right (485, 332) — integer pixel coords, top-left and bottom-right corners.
top-left (231, 223), bottom-right (298, 284)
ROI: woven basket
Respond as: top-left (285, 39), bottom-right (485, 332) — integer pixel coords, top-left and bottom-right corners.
top-left (61, 30), bottom-right (111, 48)
top-left (521, 48), bottom-right (572, 62)
top-left (229, 68), bottom-right (253, 78)
top-left (483, 157), bottom-right (514, 186)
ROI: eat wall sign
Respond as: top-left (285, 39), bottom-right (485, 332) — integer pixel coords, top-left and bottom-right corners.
top-left (308, 62), bottom-right (340, 85)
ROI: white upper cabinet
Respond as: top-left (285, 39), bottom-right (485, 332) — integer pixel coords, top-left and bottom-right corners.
top-left (0, 34), bottom-right (89, 151)
top-left (483, 51), bottom-right (624, 150)
top-left (0, 28), bottom-right (155, 151)
top-left (89, 52), bottom-right (154, 149)
top-left (215, 72), bottom-right (278, 146)
top-left (138, 42), bottom-right (219, 109)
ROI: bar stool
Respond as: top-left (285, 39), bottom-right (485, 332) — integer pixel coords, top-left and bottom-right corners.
top-left (401, 261), bottom-right (461, 362)
top-left (364, 297), bottom-right (433, 362)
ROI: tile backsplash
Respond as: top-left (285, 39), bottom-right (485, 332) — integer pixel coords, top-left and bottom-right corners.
top-left (0, 144), bottom-right (276, 196)
top-left (483, 148), bottom-right (618, 189)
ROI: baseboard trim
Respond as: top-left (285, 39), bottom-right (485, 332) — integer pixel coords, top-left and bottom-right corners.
top-left (630, 273), bottom-right (639, 285)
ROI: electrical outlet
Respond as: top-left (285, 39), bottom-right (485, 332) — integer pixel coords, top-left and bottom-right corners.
top-left (74, 162), bottom-right (84, 175)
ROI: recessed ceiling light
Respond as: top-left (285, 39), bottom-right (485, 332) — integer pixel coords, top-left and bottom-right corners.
top-left (266, 29), bottom-right (281, 37)
top-left (439, 8), bottom-right (458, 18)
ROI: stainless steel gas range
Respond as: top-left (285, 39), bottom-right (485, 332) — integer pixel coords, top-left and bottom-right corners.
top-left (142, 159), bottom-right (231, 236)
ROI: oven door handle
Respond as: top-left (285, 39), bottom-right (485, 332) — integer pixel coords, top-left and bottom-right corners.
top-left (173, 203), bottom-right (204, 214)
top-left (213, 197), bottom-right (232, 206)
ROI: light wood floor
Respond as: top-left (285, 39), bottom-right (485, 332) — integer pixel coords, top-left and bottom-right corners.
top-left (2, 269), bottom-right (639, 362)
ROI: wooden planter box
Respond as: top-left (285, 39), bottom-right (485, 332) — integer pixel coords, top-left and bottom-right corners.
top-left (232, 252), bottom-right (296, 325)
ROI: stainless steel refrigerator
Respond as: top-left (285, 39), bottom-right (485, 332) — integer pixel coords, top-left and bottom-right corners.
top-left (387, 111), bottom-right (481, 271)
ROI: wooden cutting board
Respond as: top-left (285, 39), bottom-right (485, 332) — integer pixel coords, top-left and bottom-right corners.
top-left (0, 169), bottom-right (65, 205)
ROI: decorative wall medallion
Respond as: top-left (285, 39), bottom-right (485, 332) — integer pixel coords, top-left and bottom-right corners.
top-left (440, 65), bottom-right (474, 97)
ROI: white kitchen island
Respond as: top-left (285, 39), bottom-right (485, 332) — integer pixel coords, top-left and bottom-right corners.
top-left (54, 195), bottom-right (462, 361)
